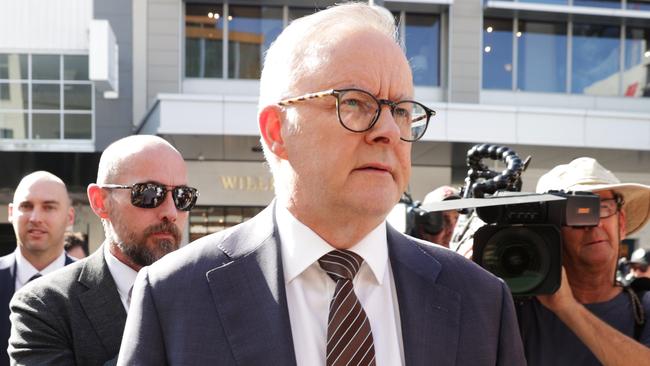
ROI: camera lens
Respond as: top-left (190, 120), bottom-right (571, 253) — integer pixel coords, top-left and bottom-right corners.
top-left (479, 227), bottom-right (550, 294)
top-left (501, 245), bottom-right (531, 276)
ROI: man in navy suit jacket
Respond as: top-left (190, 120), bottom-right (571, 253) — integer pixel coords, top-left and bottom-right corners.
top-left (118, 3), bottom-right (526, 365)
top-left (0, 171), bottom-right (75, 365)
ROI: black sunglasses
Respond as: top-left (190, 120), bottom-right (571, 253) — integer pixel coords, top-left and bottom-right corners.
top-left (100, 183), bottom-right (199, 211)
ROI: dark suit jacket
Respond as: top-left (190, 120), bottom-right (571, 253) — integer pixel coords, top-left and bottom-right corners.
top-left (8, 246), bottom-right (126, 366)
top-left (118, 203), bottom-right (526, 365)
top-left (0, 251), bottom-right (74, 366)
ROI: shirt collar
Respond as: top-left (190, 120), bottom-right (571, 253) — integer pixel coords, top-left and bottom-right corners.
top-left (15, 248), bottom-right (66, 288)
top-left (276, 203), bottom-right (388, 285)
top-left (103, 244), bottom-right (138, 300)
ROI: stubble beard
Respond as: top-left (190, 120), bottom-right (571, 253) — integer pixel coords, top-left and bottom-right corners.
top-left (106, 219), bottom-right (181, 267)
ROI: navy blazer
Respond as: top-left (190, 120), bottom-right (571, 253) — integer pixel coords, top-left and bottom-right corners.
top-left (118, 203), bottom-right (525, 365)
top-left (0, 251), bottom-right (74, 366)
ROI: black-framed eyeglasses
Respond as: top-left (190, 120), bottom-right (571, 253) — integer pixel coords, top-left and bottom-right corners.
top-left (277, 88), bottom-right (435, 142)
top-left (599, 195), bottom-right (624, 219)
top-left (100, 183), bottom-right (199, 211)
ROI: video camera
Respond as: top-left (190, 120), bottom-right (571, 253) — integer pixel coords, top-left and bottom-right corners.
top-left (473, 190), bottom-right (600, 296)
top-left (423, 144), bottom-right (601, 296)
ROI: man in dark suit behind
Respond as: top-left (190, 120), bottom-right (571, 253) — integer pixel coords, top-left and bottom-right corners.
top-left (8, 135), bottom-right (198, 365)
top-left (0, 171), bottom-right (75, 366)
top-left (118, 3), bottom-right (526, 365)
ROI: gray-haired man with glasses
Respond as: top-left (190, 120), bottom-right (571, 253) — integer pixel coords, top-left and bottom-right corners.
top-left (118, 3), bottom-right (525, 365)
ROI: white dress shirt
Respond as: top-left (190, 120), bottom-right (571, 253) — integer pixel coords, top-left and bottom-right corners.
top-left (277, 203), bottom-right (404, 366)
top-left (14, 248), bottom-right (66, 291)
top-left (104, 244), bottom-right (138, 312)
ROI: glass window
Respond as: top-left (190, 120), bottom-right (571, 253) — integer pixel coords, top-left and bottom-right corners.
top-left (517, 20), bottom-right (567, 93)
top-left (624, 27), bottom-right (650, 97)
top-left (185, 3), bottom-right (224, 78)
top-left (64, 114), bottom-right (92, 139)
top-left (627, 0), bottom-right (650, 10)
top-left (404, 13), bottom-right (440, 87)
top-left (573, 0), bottom-right (621, 8)
top-left (483, 18), bottom-right (513, 90)
top-left (64, 55), bottom-right (88, 80)
top-left (32, 113), bottom-right (60, 139)
top-left (32, 55), bottom-right (60, 80)
top-left (64, 84), bottom-right (92, 110)
top-left (228, 5), bottom-right (283, 79)
top-left (0, 54), bottom-right (28, 80)
top-left (0, 83), bottom-right (28, 109)
top-left (572, 23), bottom-right (621, 96)
top-left (0, 53), bottom-right (92, 141)
top-left (32, 84), bottom-right (60, 109)
top-left (0, 112), bottom-right (27, 139)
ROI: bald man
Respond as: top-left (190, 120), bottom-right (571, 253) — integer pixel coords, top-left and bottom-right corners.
top-left (0, 171), bottom-right (76, 366)
top-left (8, 135), bottom-right (199, 366)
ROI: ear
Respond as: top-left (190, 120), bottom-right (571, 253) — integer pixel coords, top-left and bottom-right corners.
top-left (87, 184), bottom-right (110, 219)
top-left (67, 206), bottom-right (75, 227)
top-left (259, 105), bottom-right (288, 160)
top-left (7, 203), bottom-right (13, 223)
top-left (618, 208), bottom-right (627, 240)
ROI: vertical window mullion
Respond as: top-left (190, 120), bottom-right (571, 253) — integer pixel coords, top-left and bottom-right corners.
top-left (283, 5), bottom-right (288, 29)
top-left (60, 55), bottom-right (64, 140)
top-left (512, 17), bottom-right (518, 91)
top-left (223, 3), bottom-right (229, 79)
top-left (619, 22), bottom-right (625, 96)
top-left (566, 19), bottom-right (572, 94)
top-left (28, 54), bottom-right (32, 140)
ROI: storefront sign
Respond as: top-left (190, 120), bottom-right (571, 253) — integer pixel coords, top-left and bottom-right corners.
top-left (219, 175), bottom-right (274, 191)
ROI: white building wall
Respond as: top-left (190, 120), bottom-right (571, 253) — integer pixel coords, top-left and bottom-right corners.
top-left (0, 0), bottom-right (92, 52)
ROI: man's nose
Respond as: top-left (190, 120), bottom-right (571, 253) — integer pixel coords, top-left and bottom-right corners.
top-left (29, 207), bottom-right (43, 223)
top-left (365, 105), bottom-right (401, 144)
top-left (157, 191), bottom-right (178, 222)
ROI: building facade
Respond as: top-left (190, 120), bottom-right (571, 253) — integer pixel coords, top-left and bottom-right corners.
top-left (1, 0), bottom-right (649, 253)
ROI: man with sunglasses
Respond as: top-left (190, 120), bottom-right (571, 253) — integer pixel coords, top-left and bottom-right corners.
top-left (119, 3), bottom-right (524, 365)
top-left (518, 157), bottom-right (650, 365)
top-left (9, 135), bottom-right (198, 366)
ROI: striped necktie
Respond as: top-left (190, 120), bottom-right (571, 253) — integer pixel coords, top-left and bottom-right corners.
top-left (318, 250), bottom-right (376, 366)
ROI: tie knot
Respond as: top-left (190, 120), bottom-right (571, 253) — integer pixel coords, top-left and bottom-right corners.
top-left (318, 250), bottom-right (363, 281)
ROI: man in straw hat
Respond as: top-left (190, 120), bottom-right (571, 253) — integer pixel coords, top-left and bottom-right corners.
top-left (517, 157), bottom-right (650, 365)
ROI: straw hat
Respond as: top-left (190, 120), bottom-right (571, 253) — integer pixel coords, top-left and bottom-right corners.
top-left (536, 157), bottom-right (650, 235)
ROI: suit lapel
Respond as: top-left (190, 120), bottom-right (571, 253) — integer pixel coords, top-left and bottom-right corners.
top-left (388, 227), bottom-right (461, 366)
top-left (206, 204), bottom-right (297, 366)
top-left (77, 247), bottom-right (127, 358)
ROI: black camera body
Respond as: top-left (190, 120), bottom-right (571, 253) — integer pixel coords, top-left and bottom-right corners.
top-left (472, 191), bottom-right (600, 296)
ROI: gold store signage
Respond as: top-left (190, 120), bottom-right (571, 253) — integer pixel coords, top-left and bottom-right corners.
top-left (220, 176), bottom-right (274, 191)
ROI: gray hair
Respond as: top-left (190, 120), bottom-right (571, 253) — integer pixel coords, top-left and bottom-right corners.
top-left (257, 2), bottom-right (399, 176)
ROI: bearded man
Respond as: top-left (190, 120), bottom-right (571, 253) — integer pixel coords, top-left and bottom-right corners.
top-left (8, 135), bottom-right (198, 366)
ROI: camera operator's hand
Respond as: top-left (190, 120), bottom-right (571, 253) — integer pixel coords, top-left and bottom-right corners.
top-left (537, 267), bottom-right (650, 366)
top-left (536, 267), bottom-right (576, 314)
